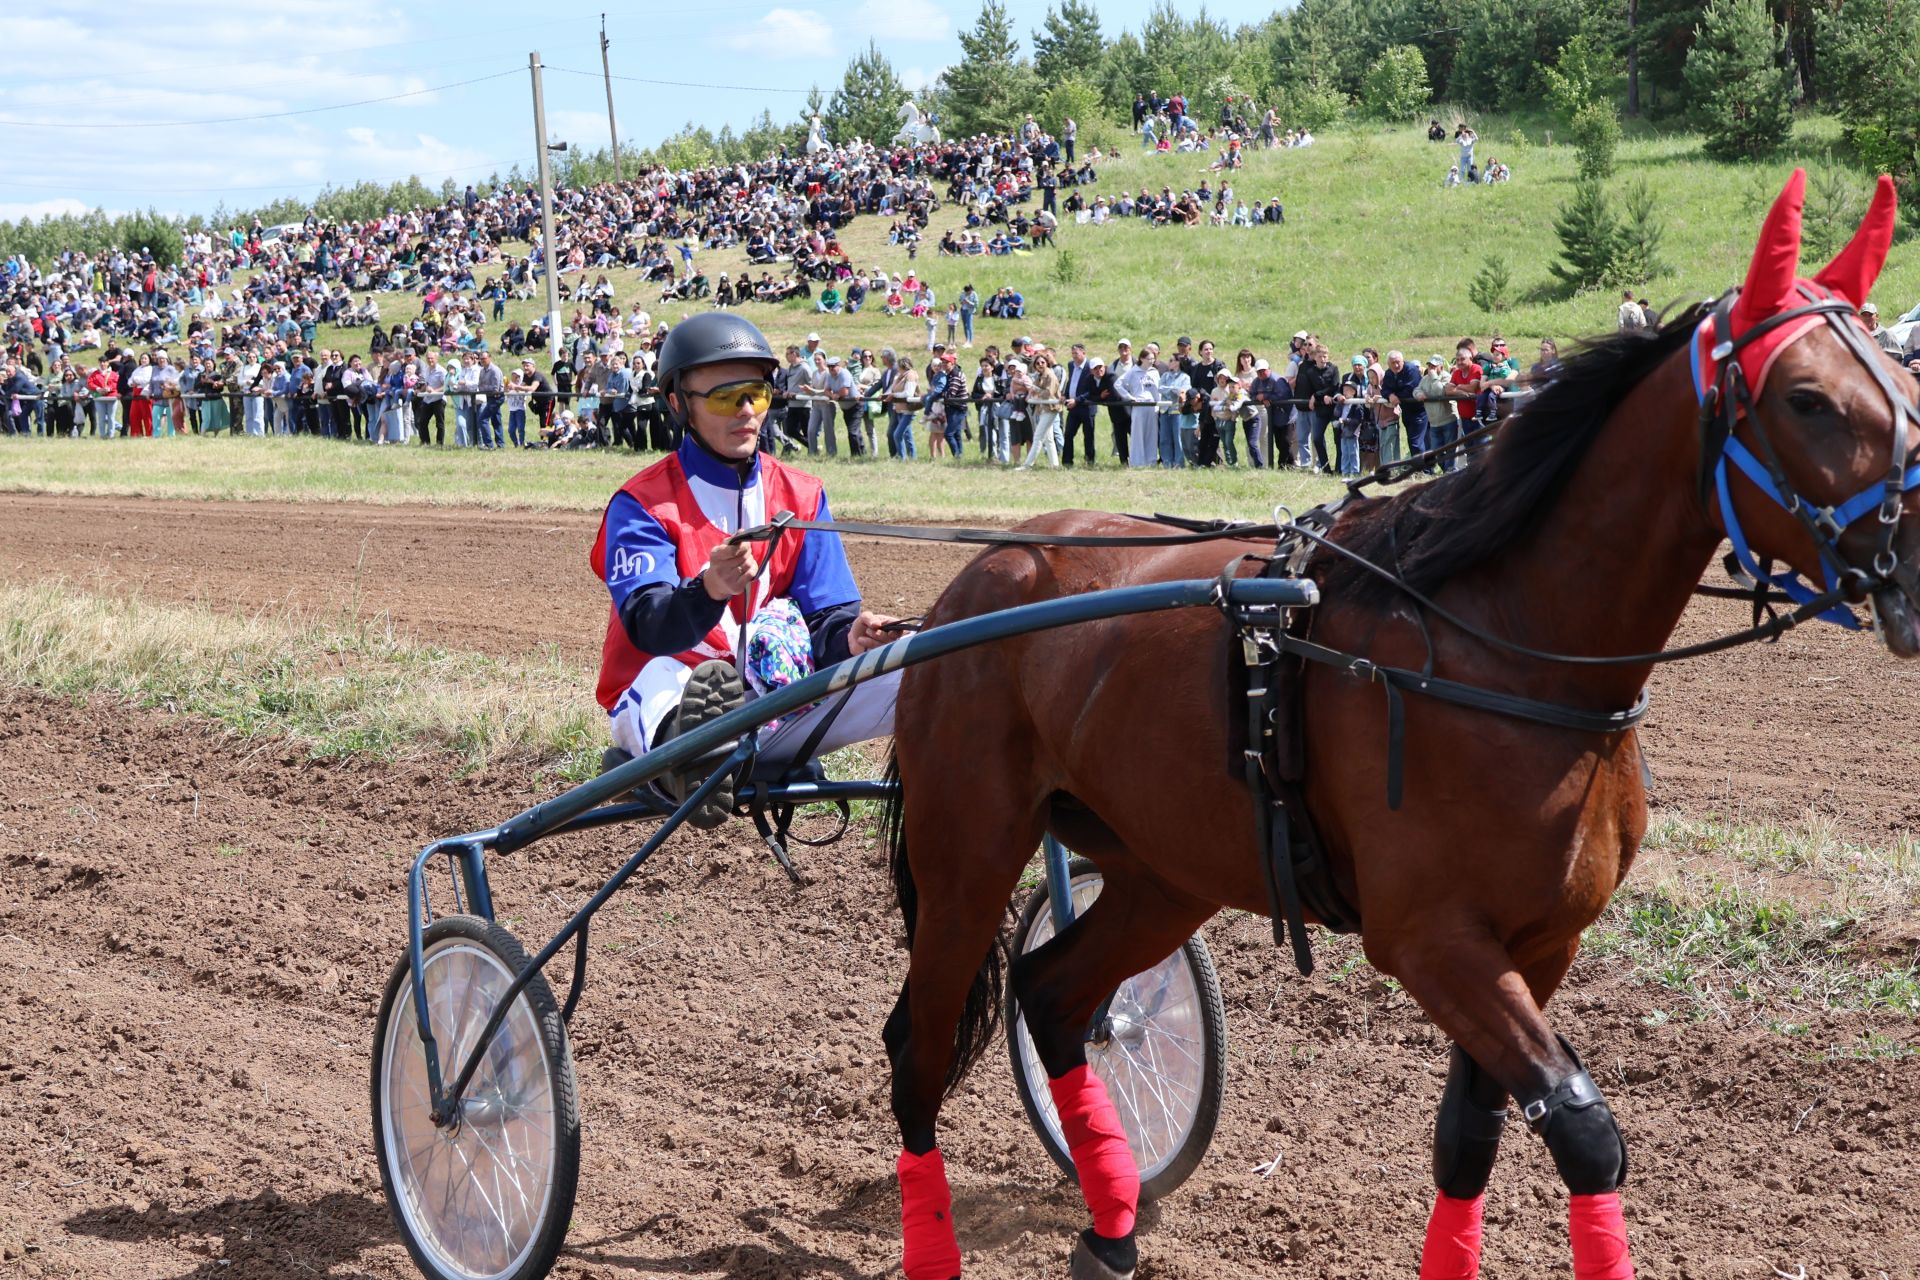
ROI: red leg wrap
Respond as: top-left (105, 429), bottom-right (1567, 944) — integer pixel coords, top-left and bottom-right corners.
top-left (1569, 1193), bottom-right (1635, 1280)
top-left (1418, 1192), bottom-right (1485, 1280)
top-left (897, 1148), bottom-right (962, 1280)
top-left (1047, 1065), bottom-right (1139, 1239)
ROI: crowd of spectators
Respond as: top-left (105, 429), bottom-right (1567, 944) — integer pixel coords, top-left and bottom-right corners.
top-left (0, 121), bottom-right (1108, 447)
top-left (736, 326), bottom-right (1569, 474)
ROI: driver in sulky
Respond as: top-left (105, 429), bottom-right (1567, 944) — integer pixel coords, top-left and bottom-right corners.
top-left (590, 313), bottom-right (900, 828)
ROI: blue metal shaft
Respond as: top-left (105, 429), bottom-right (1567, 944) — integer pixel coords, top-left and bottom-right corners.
top-left (1043, 834), bottom-right (1076, 936)
top-left (495, 576), bottom-right (1316, 854)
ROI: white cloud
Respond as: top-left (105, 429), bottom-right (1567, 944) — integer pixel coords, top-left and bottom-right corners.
top-left (0, 198), bottom-right (98, 222)
top-left (899, 66), bottom-right (945, 93)
top-left (546, 110), bottom-right (616, 151)
top-left (338, 128), bottom-right (490, 176)
top-left (851, 0), bottom-right (947, 39)
top-left (717, 8), bottom-right (836, 60)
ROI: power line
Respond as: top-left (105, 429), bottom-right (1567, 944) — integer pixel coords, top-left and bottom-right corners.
top-left (0, 68), bottom-right (521, 130)
top-left (543, 63), bottom-right (813, 95)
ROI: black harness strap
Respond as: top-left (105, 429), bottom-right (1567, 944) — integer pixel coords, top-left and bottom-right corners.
top-left (1279, 634), bottom-right (1651, 811)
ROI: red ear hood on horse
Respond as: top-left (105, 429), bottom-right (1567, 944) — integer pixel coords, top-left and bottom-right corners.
top-left (1707, 168), bottom-right (1901, 396)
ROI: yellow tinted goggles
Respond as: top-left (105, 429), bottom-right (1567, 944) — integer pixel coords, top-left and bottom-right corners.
top-left (683, 378), bottom-right (775, 416)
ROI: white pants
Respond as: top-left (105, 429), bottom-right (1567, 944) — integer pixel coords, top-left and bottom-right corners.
top-left (609, 653), bottom-right (901, 773)
top-left (1020, 409), bottom-right (1062, 467)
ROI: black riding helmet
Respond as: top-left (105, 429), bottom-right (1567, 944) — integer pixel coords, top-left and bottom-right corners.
top-left (654, 312), bottom-right (779, 424)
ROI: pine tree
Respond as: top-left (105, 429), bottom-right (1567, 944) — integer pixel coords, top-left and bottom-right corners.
top-left (1033, 0), bottom-right (1106, 87)
top-left (1468, 254), bottom-right (1514, 313)
top-left (944, 0), bottom-right (1041, 137)
top-left (1609, 176), bottom-right (1668, 285)
top-left (1684, 0), bottom-right (1795, 159)
top-left (1550, 178), bottom-right (1622, 291)
top-left (825, 41), bottom-right (909, 145)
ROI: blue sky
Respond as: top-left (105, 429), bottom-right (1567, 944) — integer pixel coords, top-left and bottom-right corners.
top-left (0, 0), bottom-right (1278, 222)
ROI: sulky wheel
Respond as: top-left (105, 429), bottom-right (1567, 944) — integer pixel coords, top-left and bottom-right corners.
top-left (372, 915), bottom-right (580, 1280)
top-left (1006, 858), bottom-right (1228, 1203)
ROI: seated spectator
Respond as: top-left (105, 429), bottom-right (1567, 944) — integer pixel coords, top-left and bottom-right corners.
top-left (817, 284), bottom-right (843, 314)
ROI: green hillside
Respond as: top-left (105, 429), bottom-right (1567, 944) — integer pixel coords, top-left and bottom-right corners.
top-left (298, 114), bottom-right (1916, 365)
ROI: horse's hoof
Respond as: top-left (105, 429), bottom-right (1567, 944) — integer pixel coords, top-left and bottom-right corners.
top-left (1070, 1234), bottom-right (1135, 1280)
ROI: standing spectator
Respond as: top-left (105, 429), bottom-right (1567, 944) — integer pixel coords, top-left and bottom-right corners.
top-left (939, 350), bottom-right (969, 455)
top-left (805, 352), bottom-right (839, 457)
top-left (476, 352), bottom-right (505, 449)
top-left (1528, 338), bottom-right (1562, 386)
top-left (127, 352), bottom-right (154, 437)
top-left (958, 284), bottom-right (978, 348)
top-left (506, 370), bottom-right (529, 448)
top-left (774, 345), bottom-right (810, 454)
top-left (87, 359), bottom-right (119, 438)
top-left (855, 348), bottom-right (885, 457)
top-left (453, 352), bottom-right (481, 446)
top-left (1380, 350), bottom-right (1426, 457)
top-left (1063, 116), bottom-right (1077, 163)
top-left (1059, 343), bottom-right (1098, 466)
top-left (817, 354), bottom-right (856, 457)
top-left (888, 354), bottom-right (920, 459)
top-left (973, 353), bottom-right (1007, 462)
top-left (412, 352), bottom-right (444, 446)
top-left (1019, 347), bottom-right (1063, 469)
top-left (1417, 354), bottom-right (1457, 471)
top-left (1121, 344), bottom-right (1158, 467)
top-left (604, 352), bottom-right (636, 449)
top-left (1617, 290), bottom-right (1645, 333)
top-left (1155, 346), bottom-right (1190, 468)
top-left (1293, 340), bottom-right (1340, 473)
top-left (1249, 358), bottom-right (1287, 467)
top-left (1188, 339), bottom-right (1225, 464)
top-left (196, 359), bottom-right (228, 435)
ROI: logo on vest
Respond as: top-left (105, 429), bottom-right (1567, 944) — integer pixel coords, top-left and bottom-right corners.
top-left (609, 547), bottom-right (658, 579)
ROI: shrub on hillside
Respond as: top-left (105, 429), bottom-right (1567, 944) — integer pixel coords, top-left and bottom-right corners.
top-left (1361, 46), bottom-right (1431, 122)
top-left (1609, 177), bottom-right (1668, 286)
top-left (1550, 178), bottom-right (1623, 291)
top-left (1570, 99), bottom-right (1621, 179)
top-left (1684, 0), bottom-right (1796, 160)
top-left (1275, 79), bottom-right (1349, 132)
top-left (1468, 254), bottom-right (1515, 313)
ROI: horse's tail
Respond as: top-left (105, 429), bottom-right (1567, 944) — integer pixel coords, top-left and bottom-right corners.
top-left (881, 750), bottom-right (1004, 1099)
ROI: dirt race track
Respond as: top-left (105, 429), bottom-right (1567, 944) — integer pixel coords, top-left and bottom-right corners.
top-left (3, 492), bottom-right (1918, 1279)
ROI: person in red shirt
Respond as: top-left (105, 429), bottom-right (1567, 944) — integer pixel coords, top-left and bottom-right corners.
top-left (1447, 341), bottom-right (1482, 427)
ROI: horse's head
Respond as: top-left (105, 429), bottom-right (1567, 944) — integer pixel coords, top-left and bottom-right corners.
top-left (1696, 169), bottom-right (1920, 655)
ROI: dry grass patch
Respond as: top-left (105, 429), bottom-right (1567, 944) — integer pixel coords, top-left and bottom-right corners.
top-left (0, 583), bottom-right (603, 778)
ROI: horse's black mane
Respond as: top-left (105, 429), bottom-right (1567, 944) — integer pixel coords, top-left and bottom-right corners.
top-left (1329, 300), bottom-right (1711, 604)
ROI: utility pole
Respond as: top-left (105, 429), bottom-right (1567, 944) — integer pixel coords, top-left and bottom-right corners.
top-left (529, 51), bottom-right (562, 365)
top-left (600, 14), bottom-right (622, 182)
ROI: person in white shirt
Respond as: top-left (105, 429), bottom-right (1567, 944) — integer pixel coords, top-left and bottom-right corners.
top-left (1119, 344), bottom-right (1159, 468)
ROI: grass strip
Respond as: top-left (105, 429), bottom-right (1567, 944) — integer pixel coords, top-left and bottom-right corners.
top-left (0, 582), bottom-right (603, 778)
top-left (0, 436), bottom-right (1345, 522)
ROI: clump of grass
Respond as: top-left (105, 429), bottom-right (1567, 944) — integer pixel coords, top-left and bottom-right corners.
top-left (1641, 809), bottom-right (1920, 908)
top-left (1585, 865), bottom-right (1920, 1021)
top-left (0, 583), bottom-right (603, 771)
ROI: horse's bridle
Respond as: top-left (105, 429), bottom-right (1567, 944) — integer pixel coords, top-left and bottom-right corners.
top-left (1694, 285), bottom-right (1920, 632)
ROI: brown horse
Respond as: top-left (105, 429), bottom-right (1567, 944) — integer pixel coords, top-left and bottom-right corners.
top-left (877, 171), bottom-right (1919, 1280)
